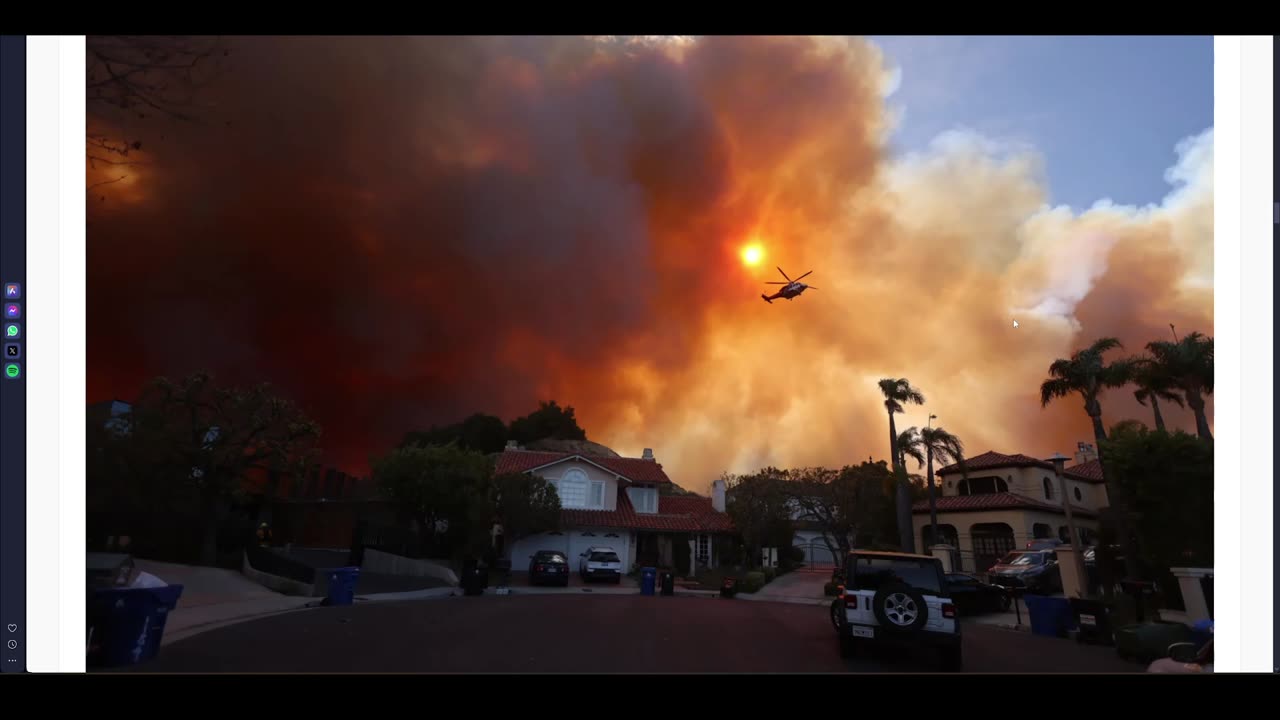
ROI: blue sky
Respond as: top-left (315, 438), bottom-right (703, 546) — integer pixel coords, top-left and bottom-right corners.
top-left (869, 36), bottom-right (1214, 211)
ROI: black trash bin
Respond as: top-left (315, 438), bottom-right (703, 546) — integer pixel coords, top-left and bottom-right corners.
top-left (660, 571), bottom-right (675, 596)
top-left (461, 558), bottom-right (489, 596)
top-left (1070, 597), bottom-right (1115, 645)
top-left (720, 576), bottom-right (738, 598)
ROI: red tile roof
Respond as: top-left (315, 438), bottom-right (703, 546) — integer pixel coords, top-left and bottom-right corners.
top-left (559, 492), bottom-right (734, 533)
top-left (936, 450), bottom-right (1106, 484)
top-left (1065, 459), bottom-right (1104, 482)
top-left (494, 449), bottom-right (672, 485)
top-left (911, 492), bottom-right (1097, 519)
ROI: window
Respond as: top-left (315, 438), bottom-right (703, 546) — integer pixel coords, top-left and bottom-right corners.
top-left (847, 556), bottom-right (944, 595)
top-left (958, 476), bottom-right (1008, 495)
top-left (589, 480), bottom-right (604, 509)
top-left (630, 486), bottom-right (657, 513)
top-left (697, 534), bottom-right (709, 559)
top-left (558, 469), bottom-right (588, 508)
top-left (1074, 486), bottom-right (1083, 502)
top-left (1043, 477), bottom-right (1054, 500)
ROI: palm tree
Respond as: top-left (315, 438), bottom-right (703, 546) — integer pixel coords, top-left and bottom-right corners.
top-left (1147, 332), bottom-right (1213, 442)
top-left (897, 427), bottom-right (924, 471)
top-left (1130, 355), bottom-right (1184, 433)
top-left (878, 378), bottom-right (925, 553)
top-left (1040, 337), bottom-right (1139, 578)
top-left (918, 426), bottom-right (965, 551)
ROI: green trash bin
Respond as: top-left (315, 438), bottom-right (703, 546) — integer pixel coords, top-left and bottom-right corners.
top-left (1114, 622), bottom-right (1193, 663)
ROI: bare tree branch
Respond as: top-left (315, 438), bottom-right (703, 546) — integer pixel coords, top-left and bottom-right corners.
top-left (87, 175), bottom-right (127, 190)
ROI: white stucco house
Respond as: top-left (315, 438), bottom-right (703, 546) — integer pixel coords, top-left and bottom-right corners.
top-left (913, 444), bottom-right (1107, 574)
top-left (497, 444), bottom-right (735, 576)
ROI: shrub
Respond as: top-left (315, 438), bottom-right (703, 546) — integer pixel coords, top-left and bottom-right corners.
top-left (763, 566), bottom-right (777, 583)
top-left (742, 571), bottom-right (766, 593)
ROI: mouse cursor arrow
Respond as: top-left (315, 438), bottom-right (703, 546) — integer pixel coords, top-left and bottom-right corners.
top-left (1012, 319), bottom-right (1019, 328)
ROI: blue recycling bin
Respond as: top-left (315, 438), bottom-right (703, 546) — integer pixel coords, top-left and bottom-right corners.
top-left (86, 584), bottom-right (185, 667)
top-left (1024, 594), bottom-right (1076, 638)
top-left (640, 567), bottom-right (657, 596)
top-left (326, 567), bottom-right (360, 606)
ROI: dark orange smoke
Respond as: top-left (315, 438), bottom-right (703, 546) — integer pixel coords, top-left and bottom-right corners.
top-left (86, 36), bottom-right (1214, 487)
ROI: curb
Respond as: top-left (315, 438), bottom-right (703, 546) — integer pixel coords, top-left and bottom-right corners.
top-left (161, 602), bottom-right (318, 646)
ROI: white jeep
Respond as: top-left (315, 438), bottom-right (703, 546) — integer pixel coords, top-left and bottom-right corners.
top-left (830, 550), bottom-right (962, 670)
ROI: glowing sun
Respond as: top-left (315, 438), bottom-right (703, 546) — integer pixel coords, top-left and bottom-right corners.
top-left (741, 244), bottom-right (764, 266)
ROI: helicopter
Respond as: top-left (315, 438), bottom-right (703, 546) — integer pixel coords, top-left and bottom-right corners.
top-left (761, 267), bottom-right (816, 303)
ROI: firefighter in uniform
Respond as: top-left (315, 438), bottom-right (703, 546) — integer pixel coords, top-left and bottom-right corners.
top-left (255, 522), bottom-right (273, 547)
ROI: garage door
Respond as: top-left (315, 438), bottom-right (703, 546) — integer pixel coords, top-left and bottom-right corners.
top-left (509, 531), bottom-right (568, 571)
top-left (569, 529), bottom-right (629, 572)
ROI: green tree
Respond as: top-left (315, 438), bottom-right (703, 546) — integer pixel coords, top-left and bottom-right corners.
top-left (1146, 332), bottom-right (1214, 442)
top-left (878, 378), bottom-right (925, 552)
top-left (1040, 337), bottom-right (1140, 577)
top-left (121, 372), bottom-right (322, 565)
top-left (724, 469), bottom-right (795, 568)
top-left (786, 462), bottom-right (893, 560)
top-left (402, 413), bottom-right (509, 455)
top-left (1100, 422), bottom-right (1213, 573)
top-left (470, 472), bottom-right (561, 559)
top-left (508, 400), bottom-right (588, 445)
top-left (1130, 355), bottom-right (1185, 433)
top-left (373, 443), bottom-right (492, 555)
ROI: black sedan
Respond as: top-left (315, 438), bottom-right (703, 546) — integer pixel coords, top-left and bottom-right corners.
top-left (528, 551), bottom-right (571, 586)
top-left (945, 573), bottom-right (1011, 615)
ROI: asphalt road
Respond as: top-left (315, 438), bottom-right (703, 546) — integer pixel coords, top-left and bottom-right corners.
top-left (124, 594), bottom-right (1142, 673)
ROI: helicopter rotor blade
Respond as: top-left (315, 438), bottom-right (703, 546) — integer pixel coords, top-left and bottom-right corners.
top-left (777, 266), bottom-right (792, 282)
top-left (794, 270), bottom-right (814, 281)
top-left (765, 281), bottom-right (789, 285)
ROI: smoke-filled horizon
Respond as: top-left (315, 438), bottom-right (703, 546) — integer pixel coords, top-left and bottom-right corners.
top-left (86, 36), bottom-right (1214, 492)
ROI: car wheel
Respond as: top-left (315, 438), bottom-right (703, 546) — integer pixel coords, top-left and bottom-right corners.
top-left (872, 583), bottom-right (929, 635)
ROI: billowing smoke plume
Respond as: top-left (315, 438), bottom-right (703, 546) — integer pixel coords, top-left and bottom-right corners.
top-left (87, 36), bottom-right (1214, 489)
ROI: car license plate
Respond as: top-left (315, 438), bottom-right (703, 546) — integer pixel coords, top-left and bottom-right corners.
top-left (850, 625), bottom-right (874, 639)
top-left (1080, 614), bottom-right (1096, 626)
top-left (549, 567), bottom-right (559, 573)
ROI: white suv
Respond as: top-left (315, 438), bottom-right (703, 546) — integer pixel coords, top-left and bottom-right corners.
top-left (578, 547), bottom-right (623, 583)
top-left (830, 550), bottom-right (962, 670)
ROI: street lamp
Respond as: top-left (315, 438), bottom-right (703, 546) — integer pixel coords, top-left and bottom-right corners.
top-left (1047, 452), bottom-right (1087, 597)
top-left (926, 414), bottom-right (939, 549)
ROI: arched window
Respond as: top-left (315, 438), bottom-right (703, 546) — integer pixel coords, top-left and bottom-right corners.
top-left (1043, 477), bottom-right (1054, 501)
top-left (559, 469), bottom-right (588, 508)
top-left (1073, 486), bottom-right (1083, 502)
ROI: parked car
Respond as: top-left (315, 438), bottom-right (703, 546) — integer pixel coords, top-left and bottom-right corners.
top-left (987, 550), bottom-right (1061, 594)
top-left (578, 547), bottom-right (623, 583)
top-left (830, 550), bottom-right (961, 671)
top-left (528, 550), bottom-right (570, 587)
top-left (1024, 539), bottom-right (1063, 551)
top-left (945, 572), bottom-right (1011, 615)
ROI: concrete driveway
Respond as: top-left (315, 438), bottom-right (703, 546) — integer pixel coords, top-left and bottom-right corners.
top-left (752, 568), bottom-right (829, 602)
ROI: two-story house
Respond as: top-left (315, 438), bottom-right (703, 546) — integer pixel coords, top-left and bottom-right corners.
top-left (912, 443), bottom-right (1107, 574)
top-left (496, 444), bottom-right (734, 577)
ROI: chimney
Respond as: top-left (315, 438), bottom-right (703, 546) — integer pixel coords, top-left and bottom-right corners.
top-left (1074, 442), bottom-right (1097, 465)
top-left (642, 448), bottom-right (654, 461)
top-left (712, 477), bottom-right (726, 513)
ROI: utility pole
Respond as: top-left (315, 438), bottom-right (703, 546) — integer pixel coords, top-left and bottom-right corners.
top-left (1048, 453), bottom-right (1087, 597)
